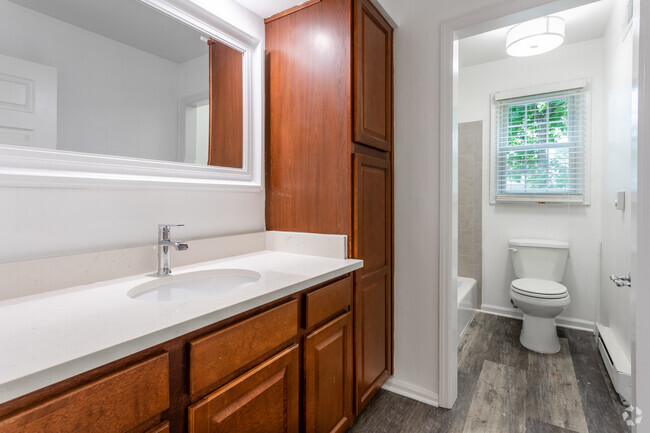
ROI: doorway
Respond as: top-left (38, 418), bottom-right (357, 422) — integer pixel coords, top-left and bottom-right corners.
top-left (439, 0), bottom-right (644, 420)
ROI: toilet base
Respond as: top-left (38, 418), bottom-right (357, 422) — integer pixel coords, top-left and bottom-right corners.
top-left (520, 313), bottom-right (561, 354)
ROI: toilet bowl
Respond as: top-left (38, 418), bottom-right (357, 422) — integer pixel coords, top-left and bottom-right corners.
top-left (508, 239), bottom-right (571, 354)
top-left (510, 278), bottom-right (570, 353)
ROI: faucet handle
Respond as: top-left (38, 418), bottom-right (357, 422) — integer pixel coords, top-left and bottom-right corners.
top-left (159, 224), bottom-right (185, 229)
top-left (158, 224), bottom-right (184, 241)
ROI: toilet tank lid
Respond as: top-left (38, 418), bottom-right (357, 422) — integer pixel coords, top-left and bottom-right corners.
top-left (509, 239), bottom-right (569, 249)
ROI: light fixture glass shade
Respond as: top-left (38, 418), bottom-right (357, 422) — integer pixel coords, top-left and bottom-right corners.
top-left (506, 16), bottom-right (565, 57)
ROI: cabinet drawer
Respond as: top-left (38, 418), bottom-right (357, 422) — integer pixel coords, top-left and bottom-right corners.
top-left (0, 353), bottom-right (169, 433)
top-left (188, 345), bottom-right (300, 433)
top-left (305, 277), bottom-right (352, 329)
top-left (189, 299), bottom-right (298, 394)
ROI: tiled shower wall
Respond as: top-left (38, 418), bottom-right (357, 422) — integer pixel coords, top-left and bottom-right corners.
top-left (458, 121), bottom-right (482, 303)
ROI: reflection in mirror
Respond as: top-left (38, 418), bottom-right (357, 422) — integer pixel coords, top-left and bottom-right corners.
top-left (0, 0), bottom-right (244, 169)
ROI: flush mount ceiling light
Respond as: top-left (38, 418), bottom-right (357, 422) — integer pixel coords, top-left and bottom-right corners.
top-left (506, 16), bottom-right (565, 57)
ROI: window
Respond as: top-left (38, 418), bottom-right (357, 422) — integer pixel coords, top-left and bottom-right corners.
top-left (491, 81), bottom-right (589, 203)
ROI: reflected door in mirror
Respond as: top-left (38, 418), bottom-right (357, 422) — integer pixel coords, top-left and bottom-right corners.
top-left (208, 40), bottom-right (243, 169)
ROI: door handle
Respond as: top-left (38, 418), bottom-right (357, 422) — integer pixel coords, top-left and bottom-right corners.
top-left (609, 273), bottom-right (631, 287)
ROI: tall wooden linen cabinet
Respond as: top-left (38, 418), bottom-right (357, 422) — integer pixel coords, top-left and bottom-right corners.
top-left (265, 0), bottom-right (394, 420)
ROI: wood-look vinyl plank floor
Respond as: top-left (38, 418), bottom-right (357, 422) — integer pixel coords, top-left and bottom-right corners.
top-left (526, 339), bottom-right (588, 433)
top-left (525, 418), bottom-right (579, 433)
top-left (348, 389), bottom-right (418, 433)
top-left (348, 372), bottom-right (480, 433)
top-left (347, 312), bottom-right (629, 433)
top-left (559, 328), bottom-right (631, 433)
top-left (462, 360), bottom-right (527, 432)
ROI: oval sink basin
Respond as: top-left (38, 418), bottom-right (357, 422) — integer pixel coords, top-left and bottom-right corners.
top-left (128, 269), bottom-right (261, 302)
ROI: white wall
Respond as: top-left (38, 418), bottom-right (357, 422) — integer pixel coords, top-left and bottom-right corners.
top-left (0, 0), bottom-right (265, 265)
top-left (179, 54), bottom-right (210, 99)
top-left (458, 38), bottom-right (604, 327)
top-left (600, 0), bottom-right (634, 363)
top-left (179, 53), bottom-right (210, 164)
top-left (0, 0), bottom-right (181, 162)
top-left (375, 0), bottom-right (486, 404)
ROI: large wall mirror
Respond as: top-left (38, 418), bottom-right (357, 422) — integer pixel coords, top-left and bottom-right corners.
top-left (0, 0), bottom-right (261, 188)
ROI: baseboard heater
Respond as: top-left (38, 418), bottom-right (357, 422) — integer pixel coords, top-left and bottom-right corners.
top-left (596, 324), bottom-right (631, 405)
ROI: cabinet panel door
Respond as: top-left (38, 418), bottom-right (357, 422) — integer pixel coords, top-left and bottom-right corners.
top-left (207, 40), bottom-right (243, 168)
top-left (0, 354), bottom-right (169, 433)
top-left (353, 153), bottom-right (392, 413)
top-left (353, 0), bottom-right (393, 151)
top-left (265, 0), bottom-right (352, 237)
top-left (304, 312), bottom-right (353, 433)
top-left (188, 345), bottom-right (299, 433)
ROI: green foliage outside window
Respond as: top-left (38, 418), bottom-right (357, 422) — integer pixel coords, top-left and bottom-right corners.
top-left (500, 97), bottom-right (575, 194)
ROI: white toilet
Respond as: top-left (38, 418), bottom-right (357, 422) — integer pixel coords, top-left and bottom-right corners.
top-left (509, 238), bottom-right (570, 354)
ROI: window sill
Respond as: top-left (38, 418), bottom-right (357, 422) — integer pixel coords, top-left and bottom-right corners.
top-left (492, 194), bottom-right (589, 205)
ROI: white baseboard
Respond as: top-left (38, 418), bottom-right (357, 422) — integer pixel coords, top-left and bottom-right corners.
top-left (382, 377), bottom-right (439, 407)
top-left (480, 304), bottom-right (595, 333)
top-left (596, 324), bottom-right (632, 404)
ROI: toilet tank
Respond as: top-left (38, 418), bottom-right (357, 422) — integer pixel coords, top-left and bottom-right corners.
top-left (509, 239), bottom-right (569, 282)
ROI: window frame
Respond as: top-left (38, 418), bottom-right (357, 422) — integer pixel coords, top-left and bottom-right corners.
top-left (489, 79), bottom-right (591, 204)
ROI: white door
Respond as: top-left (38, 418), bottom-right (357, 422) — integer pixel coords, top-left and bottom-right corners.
top-left (0, 53), bottom-right (57, 149)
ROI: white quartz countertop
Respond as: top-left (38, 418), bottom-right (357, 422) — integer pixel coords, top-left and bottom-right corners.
top-left (0, 248), bottom-right (362, 404)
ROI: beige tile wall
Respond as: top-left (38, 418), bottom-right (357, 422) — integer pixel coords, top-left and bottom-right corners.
top-left (458, 121), bottom-right (482, 304)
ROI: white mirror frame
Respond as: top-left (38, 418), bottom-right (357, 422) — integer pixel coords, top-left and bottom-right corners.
top-left (0, 0), bottom-right (263, 191)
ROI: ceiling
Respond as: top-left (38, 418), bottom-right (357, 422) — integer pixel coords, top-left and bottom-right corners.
top-left (459, 0), bottom-right (616, 68)
top-left (8, 0), bottom-right (208, 64)
top-left (231, 0), bottom-right (305, 18)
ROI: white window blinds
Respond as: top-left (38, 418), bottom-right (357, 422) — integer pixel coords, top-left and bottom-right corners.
top-left (493, 85), bottom-right (588, 202)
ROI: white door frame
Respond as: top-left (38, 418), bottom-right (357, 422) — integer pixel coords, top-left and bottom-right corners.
top-left (632, 0), bottom-right (649, 430)
top-left (438, 0), bottom-right (646, 409)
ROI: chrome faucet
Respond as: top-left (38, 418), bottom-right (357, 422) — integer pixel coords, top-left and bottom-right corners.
top-left (158, 224), bottom-right (189, 276)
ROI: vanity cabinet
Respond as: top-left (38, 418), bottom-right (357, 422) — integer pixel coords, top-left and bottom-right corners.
top-left (0, 353), bottom-right (170, 433)
top-left (187, 300), bottom-right (300, 432)
top-left (188, 300), bottom-right (298, 395)
top-left (0, 275), bottom-right (354, 433)
top-left (304, 312), bottom-right (353, 433)
top-left (188, 345), bottom-right (300, 433)
top-left (265, 0), bottom-right (394, 415)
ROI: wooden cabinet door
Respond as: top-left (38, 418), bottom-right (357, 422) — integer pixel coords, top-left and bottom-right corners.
top-left (304, 312), bottom-right (354, 433)
top-left (207, 40), bottom-right (243, 168)
top-left (353, 0), bottom-right (393, 152)
top-left (353, 153), bottom-right (392, 414)
top-left (188, 345), bottom-right (299, 433)
top-left (265, 0), bottom-right (353, 238)
top-left (0, 354), bottom-right (170, 433)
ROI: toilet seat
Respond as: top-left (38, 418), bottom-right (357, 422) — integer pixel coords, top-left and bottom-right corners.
top-left (510, 278), bottom-right (568, 299)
